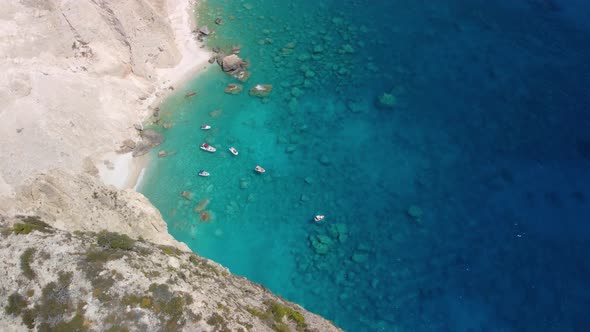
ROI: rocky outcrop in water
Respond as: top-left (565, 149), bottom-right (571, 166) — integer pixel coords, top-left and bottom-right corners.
top-left (219, 54), bottom-right (250, 81)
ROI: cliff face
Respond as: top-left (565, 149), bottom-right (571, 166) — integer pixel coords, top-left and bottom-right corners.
top-left (0, 169), bottom-right (188, 251)
top-left (0, 216), bottom-right (341, 331)
top-left (0, 0), bottom-right (184, 195)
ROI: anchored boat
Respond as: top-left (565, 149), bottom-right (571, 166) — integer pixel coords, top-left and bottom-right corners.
top-left (200, 143), bottom-right (216, 152)
top-left (314, 215), bottom-right (325, 222)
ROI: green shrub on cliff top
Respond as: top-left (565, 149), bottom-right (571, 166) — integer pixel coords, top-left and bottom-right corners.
top-left (13, 216), bottom-right (52, 235)
top-left (267, 301), bottom-right (306, 331)
top-left (97, 231), bottom-right (135, 250)
top-left (20, 248), bottom-right (36, 280)
top-left (5, 292), bottom-right (28, 315)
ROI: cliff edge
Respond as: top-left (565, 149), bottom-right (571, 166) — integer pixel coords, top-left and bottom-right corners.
top-left (0, 216), bottom-right (341, 331)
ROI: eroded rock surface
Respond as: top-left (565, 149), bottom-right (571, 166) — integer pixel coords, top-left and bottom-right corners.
top-left (0, 217), bottom-right (342, 332)
top-left (0, 169), bottom-right (185, 251)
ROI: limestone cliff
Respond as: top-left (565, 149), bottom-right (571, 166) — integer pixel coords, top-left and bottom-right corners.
top-left (0, 169), bottom-right (187, 251)
top-left (0, 0), bottom-right (199, 195)
top-left (0, 216), bottom-right (341, 331)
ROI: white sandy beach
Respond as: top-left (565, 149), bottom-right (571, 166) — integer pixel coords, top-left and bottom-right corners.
top-left (0, 0), bottom-right (211, 195)
top-left (97, 0), bottom-right (212, 191)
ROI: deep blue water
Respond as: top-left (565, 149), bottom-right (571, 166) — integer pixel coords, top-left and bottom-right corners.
top-left (140, 0), bottom-right (590, 330)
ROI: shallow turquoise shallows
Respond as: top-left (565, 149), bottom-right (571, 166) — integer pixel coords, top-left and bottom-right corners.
top-left (140, 1), bottom-right (590, 331)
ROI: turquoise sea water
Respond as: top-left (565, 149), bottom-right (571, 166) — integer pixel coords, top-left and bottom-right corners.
top-left (140, 1), bottom-right (590, 331)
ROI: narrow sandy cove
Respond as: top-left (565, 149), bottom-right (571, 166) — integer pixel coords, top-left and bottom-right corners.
top-left (97, 0), bottom-right (212, 190)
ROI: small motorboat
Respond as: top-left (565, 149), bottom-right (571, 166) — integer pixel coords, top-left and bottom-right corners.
top-left (314, 215), bottom-right (325, 222)
top-left (200, 124), bottom-right (211, 130)
top-left (254, 165), bottom-right (266, 173)
top-left (198, 170), bottom-right (210, 177)
top-left (185, 91), bottom-right (197, 98)
top-left (229, 147), bottom-right (238, 156)
top-left (200, 143), bottom-right (216, 152)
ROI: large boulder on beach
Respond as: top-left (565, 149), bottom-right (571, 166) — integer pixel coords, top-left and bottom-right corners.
top-left (132, 142), bottom-right (151, 157)
top-left (117, 139), bottom-right (136, 154)
top-left (140, 129), bottom-right (164, 147)
top-left (198, 26), bottom-right (211, 36)
top-left (132, 130), bottom-right (164, 157)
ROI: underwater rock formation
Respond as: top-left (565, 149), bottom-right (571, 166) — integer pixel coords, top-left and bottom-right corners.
top-left (249, 84), bottom-right (273, 97)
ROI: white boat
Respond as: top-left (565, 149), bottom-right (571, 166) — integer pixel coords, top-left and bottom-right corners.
top-left (229, 147), bottom-right (239, 156)
top-left (198, 170), bottom-right (210, 177)
top-left (314, 215), bottom-right (325, 222)
top-left (200, 143), bottom-right (216, 152)
top-left (254, 165), bottom-right (266, 173)
top-left (200, 124), bottom-right (211, 130)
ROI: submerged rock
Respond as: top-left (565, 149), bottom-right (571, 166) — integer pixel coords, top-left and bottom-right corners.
top-left (224, 83), bottom-right (243, 94)
top-left (328, 223), bottom-right (348, 243)
top-left (141, 130), bottom-right (164, 147)
top-left (319, 155), bottom-right (331, 166)
top-left (239, 178), bottom-right (250, 189)
top-left (340, 44), bottom-right (355, 54)
top-left (351, 252), bottom-right (369, 263)
top-left (377, 92), bottom-right (396, 109)
top-left (407, 205), bottom-right (423, 222)
top-left (209, 109), bottom-right (223, 118)
top-left (285, 145), bottom-right (297, 153)
top-left (309, 234), bottom-right (335, 255)
top-left (347, 100), bottom-right (364, 113)
top-left (291, 87), bottom-right (304, 98)
top-left (312, 45), bottom-right (324, 54)
top-left (249, 84), bottom-right (273, 97)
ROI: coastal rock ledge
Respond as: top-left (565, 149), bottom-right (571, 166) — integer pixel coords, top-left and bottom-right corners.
top-left (0, 215), bottom-right (341, 331)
